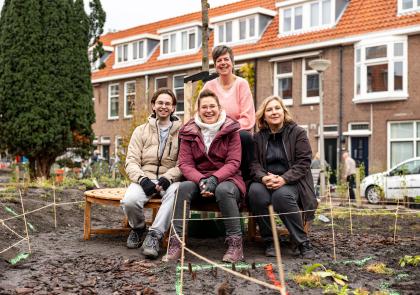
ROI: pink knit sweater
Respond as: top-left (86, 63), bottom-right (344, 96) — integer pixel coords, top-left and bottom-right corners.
top-left (202, 76), bottom-right (255, 131)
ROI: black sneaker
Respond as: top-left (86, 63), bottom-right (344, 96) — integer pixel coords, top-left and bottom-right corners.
top-left (126, 228), bottom-right (145, 249)
top-left (264, 241), bottom-right (276, 257)
top-left (299, 241), bottom-right (315, 259)
top-left (141, 230), bottom-right (163, 259)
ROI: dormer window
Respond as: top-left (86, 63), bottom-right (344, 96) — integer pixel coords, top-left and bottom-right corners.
top-left (211, 7), bottom-right (276, 47)
top-left (398, 0), bottom-right (420, 14)
top-left (158, 22), bottom-right (202, 58)
top-left (277, 0), bottom-right (347, 35)
top-left (89, 46), bottom-right (113, 71)
top-left (111, 34), bottom-right (159, 68)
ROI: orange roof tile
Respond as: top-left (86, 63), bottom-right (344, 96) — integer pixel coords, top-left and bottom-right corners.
top-left (92, 0), bottom-right (420, 81)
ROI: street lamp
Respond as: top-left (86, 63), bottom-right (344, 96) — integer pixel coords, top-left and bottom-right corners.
top-left (309, 59), bottom-right (331, 198)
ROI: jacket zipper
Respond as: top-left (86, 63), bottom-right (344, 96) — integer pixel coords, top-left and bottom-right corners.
top-left (156, 120), bottom-right (173, 179)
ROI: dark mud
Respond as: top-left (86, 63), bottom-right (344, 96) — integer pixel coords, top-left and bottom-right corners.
top-left (0, 176), bottom-right (419, 294)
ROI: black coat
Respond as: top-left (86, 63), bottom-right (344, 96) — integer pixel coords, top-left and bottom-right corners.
top-left (250, 122), bottom-right (318, 221)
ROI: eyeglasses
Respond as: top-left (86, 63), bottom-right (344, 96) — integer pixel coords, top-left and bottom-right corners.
top-left (155, 101), bottom-right (173, 107)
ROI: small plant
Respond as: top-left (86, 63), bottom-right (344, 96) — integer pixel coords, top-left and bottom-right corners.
top-left (366, 263), bottom-right (393, 275)
top-left (293, 263), bottom-right (349, 289)
top-left (353, 288), bottom-right (370, 295)
top-left (293, 273), bottom-right (322, 288)
top-left (323, 283), bottom-right (349, 295)
top-left (399, 255), bottom-right (420, 267)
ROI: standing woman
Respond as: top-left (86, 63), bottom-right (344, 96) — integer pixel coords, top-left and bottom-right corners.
top-left (164, 89), bottom-right (245, 263)
top-left (202, 45), bottom-right (255, 180)
top-left (248, 96), bottom-right (318, 258)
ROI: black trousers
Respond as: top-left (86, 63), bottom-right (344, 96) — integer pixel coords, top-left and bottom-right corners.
top-left (239, 130), bottom-right (254, 182)
top-left (347, 174), bottom-right (356, 199)
top-left (248, 182), bottom-right (308, 245)
top-left (173, 181), bottom-right (242, 237)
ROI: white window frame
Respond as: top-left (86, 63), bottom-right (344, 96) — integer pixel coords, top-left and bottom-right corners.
top-left (274, 61), bottom-right (294, 106)
top-left (173, 74), bottom-right (186, 114)
top-left (397, 0), bottom-right (420, 15)
top-left (302, 57), bottom-right (320, 104)
top-left (214, 14), bottom-right (259, 46)
top-left (278, 0), bottom-right (335, 36)
top-left (154, 76), bottom-right (168, 91)
top-left (160, 27), bottom-right (200, 58)
top-left (132, 40), bottom-right (145, 60)
top-left (115, 39), bottom-right (150, 68)
top-left (108, 83), bottom-right (119, 120)
top-left (387, 121), bottom-right (420, 168)
top-left (124, 81), bottom-right (136, 118)
top-left (354, 36), bottom-right (408, 103)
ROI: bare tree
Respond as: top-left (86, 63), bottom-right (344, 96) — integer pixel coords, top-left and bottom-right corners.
top-left (201, 0), bottom-right (209, 71)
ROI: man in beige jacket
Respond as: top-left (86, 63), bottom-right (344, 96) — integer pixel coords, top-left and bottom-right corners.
top-left (122, 88), bottom-right (182, 259)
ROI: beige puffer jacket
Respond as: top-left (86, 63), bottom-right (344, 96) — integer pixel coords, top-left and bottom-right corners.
top-left (125, 115), bottom-right (182, 183)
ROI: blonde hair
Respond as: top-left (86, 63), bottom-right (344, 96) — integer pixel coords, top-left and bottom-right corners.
top-left (255, 95), bottom-right (293, 130)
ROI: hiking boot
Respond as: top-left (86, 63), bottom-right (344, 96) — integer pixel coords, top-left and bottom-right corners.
top-left (264, 241), bottom-right (276, 257)
top-left (162, 235), bottom-right (182, 262)
top-left (141, 230), bottom-right (163, 259)
top-left (299, 241), bottom-right (315, 259)
top-left (222, 235), bottom-right (244, 263)
top-left (126, 228), bottom-right (145, 249)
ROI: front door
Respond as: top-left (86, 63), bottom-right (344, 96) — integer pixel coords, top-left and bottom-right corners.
top-left (325, 138), bottom-right (338, 184)
top-left (351, 137), bottom-right (369, 176)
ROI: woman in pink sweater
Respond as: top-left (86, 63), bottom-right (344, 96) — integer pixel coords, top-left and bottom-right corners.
top-left (202, 45), bottom-right (256, 181)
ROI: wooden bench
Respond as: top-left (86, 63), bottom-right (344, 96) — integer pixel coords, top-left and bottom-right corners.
top-left (83, 188), bottom-right (257, 240)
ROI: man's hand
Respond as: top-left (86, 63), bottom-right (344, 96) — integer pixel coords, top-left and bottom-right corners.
top-left (156, 177), bottom-right (170, 192)
top-left (139, 177), bottom-right (157, 197)
top-left (262, 173), bottom-right (286, 190)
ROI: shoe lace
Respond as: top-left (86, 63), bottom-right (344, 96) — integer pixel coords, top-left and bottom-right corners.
top-left (144, 235), bottom-right (158, 249)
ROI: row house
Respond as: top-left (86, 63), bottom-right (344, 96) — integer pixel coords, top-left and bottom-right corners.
top-left (91, 0), bottom-right (420, 182)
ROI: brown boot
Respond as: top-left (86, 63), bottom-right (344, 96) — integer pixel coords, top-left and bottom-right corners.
top-left (162, 235), bottom-right (182, 262)
top-left (222, 235), bottom-right (244, 263)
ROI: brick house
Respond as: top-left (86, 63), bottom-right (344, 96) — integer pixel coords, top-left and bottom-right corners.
top-left (91, 0), bottom-right (420, 181)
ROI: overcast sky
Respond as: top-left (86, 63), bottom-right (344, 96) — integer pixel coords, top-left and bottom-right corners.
top-left (0, 0), bottom-right (241, 33)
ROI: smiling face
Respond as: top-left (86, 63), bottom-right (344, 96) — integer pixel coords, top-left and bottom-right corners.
top-left (264, 99), bottom-right (285, 129)
top-left (152, 93), bottom-right (175, 119)
top-left (215, 52), bottom-right (233, 77)
top-left (198, 96), bottom-right (221, 124)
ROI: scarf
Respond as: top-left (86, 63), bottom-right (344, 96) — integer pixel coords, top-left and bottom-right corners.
top-left (194, 110), bottom-right (226, 152)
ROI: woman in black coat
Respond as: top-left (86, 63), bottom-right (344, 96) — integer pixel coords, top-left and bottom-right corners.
top-left (248, 95), bottom-right (317, 258)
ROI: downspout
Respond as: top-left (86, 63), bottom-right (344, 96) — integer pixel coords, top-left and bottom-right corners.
top-left (338, 46), bottom-right (344, 181)
top-left (145, 75), bottom-right (149, 104)
top-left (253, 58), bottom-right (258, 132)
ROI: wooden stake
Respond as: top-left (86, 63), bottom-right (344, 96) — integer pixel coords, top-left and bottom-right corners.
top-left (268, 205), bottom-right (286, 295)
top-left (393, 199), bottom-right (400, 243)
top-left (52, 182), bottom-right (57, 229)
top-left (164, 187), bottom-right (179, 261)
top-left (347, 186), bottom-right (353, 235)
top-left (179, 200), bottom-right (187, 295)
top-left (18, 188), bottom-right (31, 253)
top-left (328, 185), bottom-right (337, 261)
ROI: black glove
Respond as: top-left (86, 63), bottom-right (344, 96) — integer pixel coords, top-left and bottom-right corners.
top-left (199, 176), bottom-right (218, 194)
top-left (157, 177), bottom-right (171, 191)
top-left (139, 177), bottom-right (157, 197)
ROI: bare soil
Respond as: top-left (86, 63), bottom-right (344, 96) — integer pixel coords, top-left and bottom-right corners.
top-left (0, 170), bottom-right (419, 294)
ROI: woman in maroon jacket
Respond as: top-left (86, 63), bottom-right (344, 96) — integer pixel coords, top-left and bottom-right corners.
top-left (164, 89), bottom-right (245, 263)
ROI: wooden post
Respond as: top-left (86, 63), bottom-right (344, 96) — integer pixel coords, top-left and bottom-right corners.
top-left (268, 205), bottom-right (286, 295)
top-left (18, 188), bottom-right (31, 253)
top-left (53, 183), bottom-right (57, 229)
top-left (355, 168), bottom-right (362, 206)
top-left (328, 185), bottom-right (337, 261)
top-left (180, 200), bottom-right (188, 295)
top-left (83, 198), bottom-right (92, 240)
top-left (183, 80), bottom-right (193, 123)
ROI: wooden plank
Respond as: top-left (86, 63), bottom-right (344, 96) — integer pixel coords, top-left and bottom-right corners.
top-left (91, 228), bottom-right (131, 235)
top-left (83, 200), bottom-right (92, 240)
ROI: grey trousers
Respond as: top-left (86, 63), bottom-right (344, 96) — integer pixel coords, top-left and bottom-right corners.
top-left (173, 181), bottom-right (242, 237)
top-left (121, 181), bottom-right (179, 235)
top-left (248, 182), bottom-right (309, 245)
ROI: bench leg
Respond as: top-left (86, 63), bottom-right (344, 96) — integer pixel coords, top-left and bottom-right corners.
top-left (247, 216), bottom-right (256, 241)
top-left (84, 200), bottom-right (91, 240)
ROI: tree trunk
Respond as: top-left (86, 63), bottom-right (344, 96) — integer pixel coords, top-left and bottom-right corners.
top-left (28, 157), bottom-right (37, 181)
top-left (201, 0), bottom-right (209, 71)
top-left (36, 155), bottom-right (56, 180)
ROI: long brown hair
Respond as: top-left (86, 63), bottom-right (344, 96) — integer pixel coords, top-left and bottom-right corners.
top-left (255, 95), bottom-right (293, 130)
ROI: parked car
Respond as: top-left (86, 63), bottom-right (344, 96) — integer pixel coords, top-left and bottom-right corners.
top-left (361, 157), bottom-right (420, 204)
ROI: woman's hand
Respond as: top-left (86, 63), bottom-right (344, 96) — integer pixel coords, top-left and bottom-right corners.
top-left (263, 173), bottom-right (286, 190)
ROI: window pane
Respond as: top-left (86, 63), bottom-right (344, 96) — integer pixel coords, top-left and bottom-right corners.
top-left (117, 46), bottom-right (122, 62)
top-left (156, 78), bottom-right (167, 90)
top-left (111, 85), bottom-right (119, 96)
top-left (417, 122), bottom-right (420, 138)
top-left (391, 122), bottom-right (413, 139)
top-left (181, 32), bottom-right (187, 50)
top-left (310, 2), bottom-right (319, 27)
top-left (356, 66), bottom-right (361, 95)
top-left (139, 41), bottom-right (144, 58)
top-left (189, 33), bottom-right (195, 49)
top-left (249, 17), bottom-right (255, 37)
top-left (283, 9), bottom-right (292, 32)
top-left (391, 142), bottom-right (413, 167)
top-left (133, 42), bottom-right (138, 59)
top-left (277, 61), bottom-right (292, 74)
top-left (417, 141), bottom-right (420, 157)
top-left (111, 97), bottom-right (118, 117)
top-left (123, 44), bottom-right (128, 61)
top-left (163, 39), bottom-right (168, 54)
top-left (418, 0), bottom-right (420, 6)
top-left (356, 48), bottom-right (361, 62)
top-left (278, 78), bottom-right (293, 99)
top-left (295, 6), bottom-right (303, 30)
top-left (394, 43), bottom-right (403, 57)
top-left (367, 64), bottom-right (388, 92)
top-left (402, 0), bottom-right (413, 9)
top-left (125, 83), bottom-right (135, 116)
top-left (175, 89), bottom-right (184, 112)
top-left (366, 45), bottom-right (387, 59)
top-left (170, 34), bottom-right (176, 52)
top-left (218, 24), bottom-right (224, 43)
top-left (174, 76), bottom-right (184, 88)
top-left (239, 19), bottom-right (246, 39)
top-left (394, 61), bottom-right (403, 91)
top-left (306, 74), bottom-right (319, 97)
top-left (322, 0), bottom-right (331, 25)
top-left (226, 21), bottom-right (232, 42)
